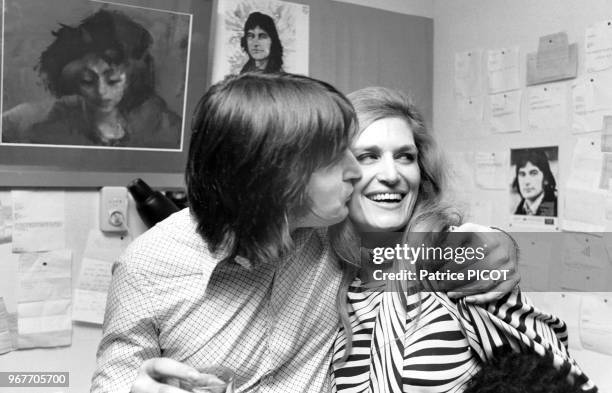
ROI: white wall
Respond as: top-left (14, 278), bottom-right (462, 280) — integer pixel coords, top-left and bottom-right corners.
top-left (433, 0), bottom-right (612, 389)
top-left (332, 0), bottom-right (433, 17)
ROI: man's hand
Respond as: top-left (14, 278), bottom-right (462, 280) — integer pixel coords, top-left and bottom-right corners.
top-left (440, 223), bottom-right (520, 303)
top-left (130, 358), bottom-right (224, 393)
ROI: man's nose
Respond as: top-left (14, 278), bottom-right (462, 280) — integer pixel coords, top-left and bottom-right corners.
top-left (343, 151), bottom-right (362, 181)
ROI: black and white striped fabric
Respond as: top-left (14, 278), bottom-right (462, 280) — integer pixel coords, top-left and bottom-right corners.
top-left (331, 281), bottom-right (596, 393)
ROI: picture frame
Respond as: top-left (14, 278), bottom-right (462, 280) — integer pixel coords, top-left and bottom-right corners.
top-left (0, 0), bottom-right (212, 188)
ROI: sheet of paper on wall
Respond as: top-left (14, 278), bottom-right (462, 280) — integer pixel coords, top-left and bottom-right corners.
top-left (0, 297), bottom-right (15, 354)
top-left (0, 194), bottom-right (12, 245)
top-left (563, 188), bottom-right (607, 232)
top-left (598, 153), bottom-right (612, 190)
top-left (561, 232), bottom-right (609, 269)
top-left (487, 47), bottom-right (520, 93)
top-left (585, 20), bottom-right (612, 73)
top-left (580, 294), bottom-right (612, 355)
top-left (456, 94), bottom-right (483, 122)
top-left (572, 71), bottom-right (612, 133)
top-left (17, 250), bottom-right (72, 348)
top-left (517, 238), bottom-right (552, 291)
top-left (489, 90), bottom-right (522, 133)
top-left (567, 138), bottom-right (604, 190)
top-left (559, 263), bottom-right (609, 291)
top-left (72, 230), bottom-right (131, 324)
top-left (474, 151), bottom-right (508, 189)
top-left (527, 83), bottom-right (568, 131)
top-left (526, 32), bottom-right (578, 86)
top-left (455, 49), bottom-right (482, 97)
top-left (11, 190), bottom-right (65, 253)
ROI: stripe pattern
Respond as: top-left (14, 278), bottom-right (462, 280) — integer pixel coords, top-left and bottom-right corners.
top-left (331, 282), bottom-right (596, 393)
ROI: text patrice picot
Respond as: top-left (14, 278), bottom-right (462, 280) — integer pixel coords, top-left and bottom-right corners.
top-left (370, 244), bottom-right (511, 282)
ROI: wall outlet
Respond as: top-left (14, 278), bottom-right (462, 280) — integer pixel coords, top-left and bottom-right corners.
top-left (100, 186), bottom-right (128, 233)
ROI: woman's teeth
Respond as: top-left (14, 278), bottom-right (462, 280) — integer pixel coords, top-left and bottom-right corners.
top-left (367, 193), bottom-right (404, 202)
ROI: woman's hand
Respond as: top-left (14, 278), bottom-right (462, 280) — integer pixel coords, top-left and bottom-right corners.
top-left (441, 223), bottom-right (520, 303)
top-left (130, 358), bottom-right (220, 393)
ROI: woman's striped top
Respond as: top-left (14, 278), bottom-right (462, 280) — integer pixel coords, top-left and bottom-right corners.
top-left (331, 281), bottom-right (596, 393)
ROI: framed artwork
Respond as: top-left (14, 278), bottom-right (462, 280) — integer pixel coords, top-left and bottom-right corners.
top-left (0, 0), bottom-right (211, 187)
top-left (210, 0), bottom-right (309, 83)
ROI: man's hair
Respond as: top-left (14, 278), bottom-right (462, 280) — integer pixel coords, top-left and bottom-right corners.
top-left (240, 12), bottom-right (284, 73)
top-left (187, 72), bottom-right (356, 264)
top-left (511, 148), bottom-right (557, 197)
top-left (38, 9), bottom-right (155, 110)
top-left (464, 350), bottom-right (584, 393)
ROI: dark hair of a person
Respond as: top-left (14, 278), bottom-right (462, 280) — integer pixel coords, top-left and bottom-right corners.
top-left (511, 148), bottom-right (557, 198)
top-left (187, 72), bottom-right (356, 264)
top-left (239, 12), bottom-right (283, 73)
top-left (464, 349), bottom-right (584, 393)
top-left (38, 9), bottom-right (155, 111)
top-left (331, 86), bottom-right (461, 361)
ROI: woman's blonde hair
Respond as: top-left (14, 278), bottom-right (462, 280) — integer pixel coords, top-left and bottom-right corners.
top-left (331, 86), bottom-right (462, 362)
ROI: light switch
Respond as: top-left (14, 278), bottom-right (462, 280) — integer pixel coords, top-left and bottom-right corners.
top-left (100, 187), bottom-right (128, 233)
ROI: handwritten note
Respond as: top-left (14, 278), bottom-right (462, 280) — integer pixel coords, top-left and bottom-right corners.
top-left (474, 151), bottom-right (508, 189)
top-left (586, 21), bottom-right (612, 73)
top-left (487, 47), bottom-right (520, 93)
top-left (527, 32), bottom-right (577, 85)
top-left (490, 90), bottom-right (522, 133)
top-left (527, 83), bottom-right (568, 130)
top-left (572, 71), bottom-right (612, 133)
top-left (72, 230), bottom-right (131, 324)
top-left (11, 191), bottom-right (65, 253)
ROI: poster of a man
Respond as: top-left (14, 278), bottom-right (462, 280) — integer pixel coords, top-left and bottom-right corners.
top-left (510, 146), bottom-right (559, 219)
top-left (0, 0), bottom-right (191, 151)
top-left (210, 0), bottom-right (309, 83)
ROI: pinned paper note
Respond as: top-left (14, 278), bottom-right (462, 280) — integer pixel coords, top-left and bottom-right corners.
top-left (567, 138), bottom-right (604, 190)
top-left (72, 230), bottom-right (131, 324)
top-left (17, 250), bottom-right (72, 348)
top-left (580, 294), bottom-right (612, 355)
top-left (487, 47), bottom-right (520, 93)
top-left (603, 116), bottom-right (612, 152)
top-left (0, 297), bottom-right (15, 354)
top-left (11, 190), bottom-right (65, 253)
top-left (585, 21), bottom-right (612, 73)
top-left (517, 239), bottom-right (552, 291)
top-left (474, 151), bottom-right (508, 189)
top-left (561, 233), bottom-right (609, 269)
top-left (563, 188), bottom-right (607, 232)
top-left (456, 95), bottom-right (483, 122)
top-left (455, 49), bottom-right (483, 97)
top-left (572, 71), bottom-right (612, 133)
top-left (490, 90), bottom-right (522, 133)
top-left (527, 83), bottom-right (568, 131)
top-left (527, 32), bottom-right (578, 86)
